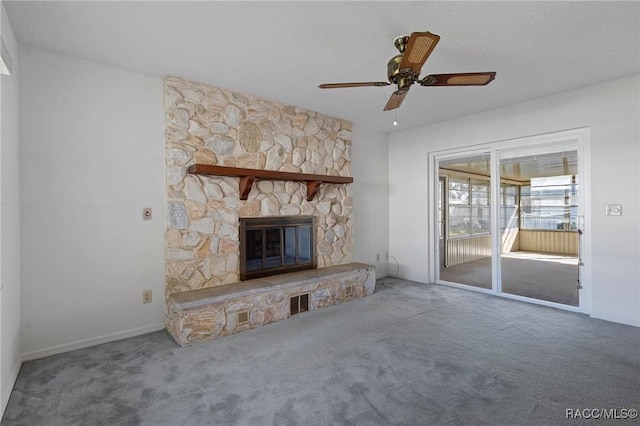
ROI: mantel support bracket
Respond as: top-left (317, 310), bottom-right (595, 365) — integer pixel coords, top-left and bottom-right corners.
top-left (239, 176), bottom-right (255, 200)
top-left (306, 181), bottom-right (322, 201)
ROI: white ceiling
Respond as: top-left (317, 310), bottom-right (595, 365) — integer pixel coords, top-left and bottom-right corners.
top-left (6, 1), bottom-right (640, 134)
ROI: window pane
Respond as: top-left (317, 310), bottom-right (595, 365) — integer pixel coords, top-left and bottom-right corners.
top-left (246, 229), bottom-right (263, 271)
top-left (449, 178), bottom-right (469, 205)
top-left (447, 176), bottom-right (492, 237)
top-left (472, 191), bottom-right (489, 205)
top-left (504, 184), bottom-right (517, 206)
top-left (265, 228), bottom-right (281, 268)
top-left (500, 184), bottom-right (518, 231)
top-left (283, 227), bottom-right (296, 265)
top-left (529, 186), bottom-right (566, 206)
top-left (449, 205), bottom-right (471, 237)
top-left (521, 178), bottom-right (578, 231)
top-left (298, 226), bottom-right (312, 263)
top-left (473, 206), bottom-right (491, 234)
top-left (471, 180), bottom-right (489, 205)
top-left (522, 206), bottom-right (568, 230)
top-left (570, 206), bottom-right (579, 230)
top-left (502, 206), bottom-right (519, 230)
top-left (569, 184), bottom-right (579, 205)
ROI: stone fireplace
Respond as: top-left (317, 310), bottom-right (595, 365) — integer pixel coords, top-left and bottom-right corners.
top-left (164, 76), bottom-right (374, 346)
top-left (165, 76), bottom-right (354, 293)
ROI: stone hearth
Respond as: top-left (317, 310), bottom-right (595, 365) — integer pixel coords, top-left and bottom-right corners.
top-left (166, 263), bottom-right (375, 346)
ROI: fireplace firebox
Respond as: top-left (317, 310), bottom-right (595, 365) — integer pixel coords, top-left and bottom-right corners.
top-left (239, 216), bottom-right (317, 281)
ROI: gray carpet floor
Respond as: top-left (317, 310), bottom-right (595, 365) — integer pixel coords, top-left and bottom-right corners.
top-left (3, 278), bottom-right (639, 426)
top-left (440, 251), bottom-right (579, 306)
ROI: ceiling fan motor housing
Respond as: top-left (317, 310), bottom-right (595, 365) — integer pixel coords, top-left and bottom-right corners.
top-left (387, 54), bottom-right (403, 83)
top-left (387, 54), bottom-right (416, 92)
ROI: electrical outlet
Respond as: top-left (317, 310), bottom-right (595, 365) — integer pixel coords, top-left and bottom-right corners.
top-left (142, 208), bottom-right (152, 220)
top-left (605, 204), bottom-right (622, 216)
top-left (376, 254), bottom-right (380, 262)
top-left (142, 290), bottom-right (152, 304)
top-left (385, 252), bottom-right (389, 260)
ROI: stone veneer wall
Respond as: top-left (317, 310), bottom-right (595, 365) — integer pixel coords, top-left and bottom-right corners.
top-left (165, 76), bottom-right (354, 294)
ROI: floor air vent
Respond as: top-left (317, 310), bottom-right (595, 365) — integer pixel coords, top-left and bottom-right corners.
top-left (237, 310), bottom-right (249, 325)
top-left (290, 294), bottom-right (309, 316)
top-left (345, 285), bottom-right (353, 297)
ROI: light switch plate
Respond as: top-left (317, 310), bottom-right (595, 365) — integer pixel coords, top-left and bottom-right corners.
top-left (143, 208), bottom-right (152, 220)
top-left (605, 204), bottom-right (622, 216)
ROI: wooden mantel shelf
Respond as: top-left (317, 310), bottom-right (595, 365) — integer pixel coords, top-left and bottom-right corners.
top-left (188, 164), bottom-right (354, 201)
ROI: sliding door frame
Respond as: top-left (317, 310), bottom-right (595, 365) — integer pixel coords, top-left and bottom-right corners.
top-left (427, 127), bottom-right (591, 314)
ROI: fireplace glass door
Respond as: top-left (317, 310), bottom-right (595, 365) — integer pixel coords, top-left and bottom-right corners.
top-left (246, 229), bottom-right (264, 272)
top-left (297, 226), bottom-right (312, 263)
top-left (240, 216), bottom-right (316, 280)
top-left (283, 227), bottom-right (296, 266)
top-left (265, 228), bottom-right (282, 269)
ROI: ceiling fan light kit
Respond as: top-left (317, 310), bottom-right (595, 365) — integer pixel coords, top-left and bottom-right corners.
top-left (319, 31), bottom-right (497, 112)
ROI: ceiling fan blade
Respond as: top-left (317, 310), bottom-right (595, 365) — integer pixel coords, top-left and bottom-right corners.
top-left (383, 90), bottom-right (409, 111)
top-left (398, 32), bottom-right (440, 76)
top-left (421, 72), bottom-right (497, 86)
top-left (319, 82), bottom-right (390, 89)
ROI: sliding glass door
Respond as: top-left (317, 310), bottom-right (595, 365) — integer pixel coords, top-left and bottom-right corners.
top-left (498, 149), bottom-right (580, 306)
top-left (438, 153), bottom-right (493, 290)
top-left (431, 129), bottom-right (588, 312)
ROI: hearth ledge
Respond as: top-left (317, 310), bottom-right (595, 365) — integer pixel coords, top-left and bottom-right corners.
top-left (166, 262), bottom-right (375, 346)
top-left (169, 262), bottom-right (374, 310)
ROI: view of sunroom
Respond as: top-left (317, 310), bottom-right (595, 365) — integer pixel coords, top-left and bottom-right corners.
top-left (438, 150), bottom-right (580, 307)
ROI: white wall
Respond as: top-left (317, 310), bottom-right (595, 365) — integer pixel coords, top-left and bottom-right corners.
top-left (0, 0), bottom-right (21, 415)
top-left (389, 74), bottom-right (640, 327)
top-left (19, 46), bottom-right (166, 359)
top-left (351, 125), bottom-right (389, 277)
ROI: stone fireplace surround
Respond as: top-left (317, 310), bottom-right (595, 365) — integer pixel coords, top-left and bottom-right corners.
top-left (164, 76), bottom-right (375, 345)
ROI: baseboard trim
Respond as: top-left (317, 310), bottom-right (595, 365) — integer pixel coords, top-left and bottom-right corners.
top-left (21, 323), bottom-right (166, 362)
top-left (375, 271), bottom-right (389, 279)
top-left (1, 358), bottom-right (22, 418)
top-left (387, 272), bottom-right (425, 283)
top-left (590, 311), bottom-right (640, 328)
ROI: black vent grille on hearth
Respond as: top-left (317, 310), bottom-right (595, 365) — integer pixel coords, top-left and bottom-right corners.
top-left (290, 294), bottom-right (309, 316)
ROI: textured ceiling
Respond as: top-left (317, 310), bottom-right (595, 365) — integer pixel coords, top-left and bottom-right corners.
top-left (6, 1), bottom-right (640, 134)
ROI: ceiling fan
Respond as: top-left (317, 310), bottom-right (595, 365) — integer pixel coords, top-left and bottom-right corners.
top-left (319, 32), bottom-right (496, 111)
